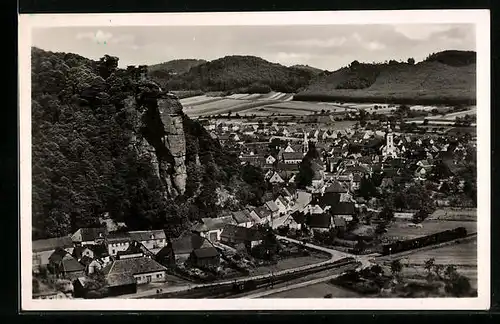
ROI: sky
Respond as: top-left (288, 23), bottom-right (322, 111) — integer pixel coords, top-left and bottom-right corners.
top-left (32, 24), bottom-right (475, 71)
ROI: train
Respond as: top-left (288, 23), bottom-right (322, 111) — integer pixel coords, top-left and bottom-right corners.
top-left (381, 227), bottom-right (468, 255)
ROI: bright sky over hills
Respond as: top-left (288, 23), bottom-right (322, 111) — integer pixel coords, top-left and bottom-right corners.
top-left (32, 24), bottom-right (475, 71)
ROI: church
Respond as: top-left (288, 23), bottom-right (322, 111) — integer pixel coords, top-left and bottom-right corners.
top-left (380, 123), bottom-right (399, 158)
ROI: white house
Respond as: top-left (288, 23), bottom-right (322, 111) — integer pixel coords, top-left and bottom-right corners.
top-left (266, 155), bottom-right (277, 164)
top-left (269, 171), bottom-right (285, 184)
top-left (274, 196), bottom-right (289, 214)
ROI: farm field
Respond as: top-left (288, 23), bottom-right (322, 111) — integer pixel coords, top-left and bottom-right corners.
top-left (382, 220), bottom-right (477, 241)
top-left (263, 281), bottom-right (363, 298)
top-left (398, 239), bottom-right (477, 267)
top-left (427, 208), bottom-right (477, 221)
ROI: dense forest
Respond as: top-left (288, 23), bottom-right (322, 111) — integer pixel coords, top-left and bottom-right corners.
top-left (148, 59), bottom-right (207, 79)
top-left (31, 47), bottom-right (264, 240)
top-left (154, 55), bottom-right (317, 93)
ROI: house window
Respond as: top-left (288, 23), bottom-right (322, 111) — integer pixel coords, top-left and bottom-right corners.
top-left (157, 274), bottom-right (162, 278)
top-left (112, 249), bottom-right (115, 255)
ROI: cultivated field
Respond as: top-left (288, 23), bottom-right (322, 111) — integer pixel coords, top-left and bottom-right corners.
top-left (382, 220), bottom-right (477, 241)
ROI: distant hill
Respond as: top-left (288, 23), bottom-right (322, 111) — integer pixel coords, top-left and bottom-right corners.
top-left (148, 59), bottom-right (207, 78)
top-left (295, 50), bottom-right (476, 105)
top-left (160, 55), bottom-right (317, 93)
top-left (290, 64), bottom-right (326, 75)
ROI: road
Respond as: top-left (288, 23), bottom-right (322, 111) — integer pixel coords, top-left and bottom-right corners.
top-left (276, 235), bottom-right (374, 269)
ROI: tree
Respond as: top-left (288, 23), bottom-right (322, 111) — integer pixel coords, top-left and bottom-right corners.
top-left (379, 206), bottom-right (394, 223)
top-left (390, 259), bottom-right (403, 277)
top-left (424, 258), bottom-right (436, 275)
top-left (407, 57), bottom-right (415, 65)
top-left (296, 157), bottom-right (314, 189)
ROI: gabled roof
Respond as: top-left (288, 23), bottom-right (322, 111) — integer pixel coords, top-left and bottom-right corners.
top-left (79, 255), bottom-right (94, 266)
top-left (306, 213), bottom-right (331, 228)
top-left (276, 163), bottom-right (300, 172)
top-left (192, 246), bottom-right (219, 258)
top-left (265, 200), bottom-right (280, 213)
top-left (232, 210), bottom-right (252, 224)
top-left (49, 247), bottom-right (71, 263)
top-left (199, 216), bottom-right (236, 231)
top-left (282, 152), bottom-right (304, 161)
top-left (291, 211), bottom-right (306, 224)
top-left (169, 233), bottom-right (212, 255)
top-left (276, 196), bottom-right (288, 206)
top-left (61, 257), bottom-right (85, 272)
top-left (315, 192), bottom-right (341, 208)
top-left (333, 216), bottom-right (347, 228)
top-left (102, 256), bottom-right (166, 277)
top-left (253, 206), bottom-right (272, 219)
top-left (33, 236), bottom-right (73, 253)
top-left (73, 227), bottom-right (108, 242)
top-left (106, 232), bottom-right (131, 243)
top-left (221, 224), bottom-right (264, 242)
top-left (128, 230), bottom-right (166, 242)
top-left (330, 202), bottom-right (356, 215)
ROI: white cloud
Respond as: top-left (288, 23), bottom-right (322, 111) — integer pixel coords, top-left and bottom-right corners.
top-left (76, 30), bottom-right (113, 43)
top-left (274, 37), bottom-right (347, 48)
top-left (393, 24), bottom-right (453, 40)
top-left (109, 34), bottom-right (135, 44)
top-left (366, 41), bottom-right (386, 51)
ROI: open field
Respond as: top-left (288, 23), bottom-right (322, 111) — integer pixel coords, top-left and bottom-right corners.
top-left (397, 239), bottom-right (477, 267)
top-left (427, 208), bottom-right (477, 221)
top-left (249, 254), bottom-right (330, 277)
top-left (383, 220), bottom-right (477, 241)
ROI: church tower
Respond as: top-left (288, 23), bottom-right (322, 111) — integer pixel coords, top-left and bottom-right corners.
top-left (303, 132), bottom-right (309, 154)
top-left (382, 122), bottom-right (396, 158)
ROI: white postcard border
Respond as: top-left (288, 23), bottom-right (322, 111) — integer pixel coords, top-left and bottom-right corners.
top-left (19, 9), bottom-right (490, 311)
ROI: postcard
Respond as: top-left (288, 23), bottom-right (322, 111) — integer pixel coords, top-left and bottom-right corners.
top-left (19, 10), bottom-right (490, 311)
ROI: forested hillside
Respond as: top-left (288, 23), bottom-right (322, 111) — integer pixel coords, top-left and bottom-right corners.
top-left (31, 47), bottom-right (264, 240)
top-left (148, 59), bottom-right (207, 79)
top-left (159, 55), bottom-right (317, 93)
top-left (295, 50), bottom-right (476, 105)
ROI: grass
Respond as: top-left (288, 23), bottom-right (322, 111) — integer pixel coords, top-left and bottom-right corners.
top-left (382, 220), bottom-right (477, 241)
top-left (297, 61), bottom-right (476, 105)
top-left (249, 254), bottom-right (329, 276)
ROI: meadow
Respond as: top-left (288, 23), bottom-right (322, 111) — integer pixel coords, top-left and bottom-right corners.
top-left (382, 220), bottom-right (477, 241)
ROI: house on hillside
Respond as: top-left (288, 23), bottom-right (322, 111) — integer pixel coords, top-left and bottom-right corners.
top-left (156, 233), bottom-right (213, 266)
top-left (128, 230), bottom-right (167, 253)
top-left (306, 213), bottom-right (333, 232)
top-left (192, 216), bottom-right (236, 242)
top-left (250, 206), bottom-right (273, 225)
top-left (232, 210), bottom-right (254, 228)
top-left (187, 247), bottom-right (220, 268)
top-left (32, 236), bottom-right (74, 271)
top-left (102, 255), bottom-right (167, 286)
top-left (330, 202), bottom-right (356, 221)
top-left (264, 200), bottom-right (280, 218)
top-left (106, 232), bottom-right (132, 257)
top-left (282, 152), bottom-right (304, 164)
top-left (266, 155), bottom-right (277, 165)
top-left (275, 196), bottom-right (289, 214)
top-left (268, 171), bottom-right (285, 184)
top-left (220, 224), bottom-right (265, 251)
top-left (271, 214), bottom-right (300, 230)
top-left (71, 227), bottom-right (107, 246)
top-left (49, 248), bottom-right (85, 280)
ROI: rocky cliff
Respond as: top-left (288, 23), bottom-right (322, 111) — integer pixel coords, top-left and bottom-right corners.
top-left (129, 82), bottom-right (188, 199)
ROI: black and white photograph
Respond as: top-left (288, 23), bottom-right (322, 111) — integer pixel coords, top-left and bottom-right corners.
top-left (19, 10), bottom-right (490, 310)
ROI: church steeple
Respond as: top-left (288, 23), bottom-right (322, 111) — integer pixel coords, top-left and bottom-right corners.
top-left (303, 132), bottom-right (309, 154)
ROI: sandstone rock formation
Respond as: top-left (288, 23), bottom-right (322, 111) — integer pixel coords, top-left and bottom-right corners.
top-left (129, 83), bottom-right (187, 199)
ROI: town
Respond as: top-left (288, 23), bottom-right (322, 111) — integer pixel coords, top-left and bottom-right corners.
top-left (32, 104), bottom-right (477, 300)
